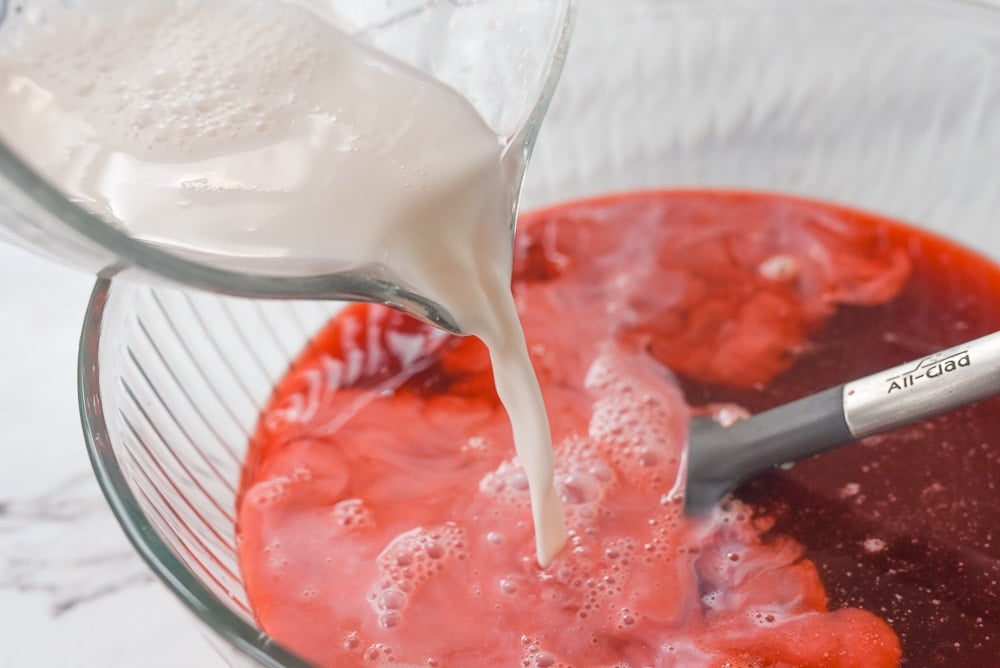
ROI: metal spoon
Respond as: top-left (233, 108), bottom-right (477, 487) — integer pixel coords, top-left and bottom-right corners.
top-left (683, 329), bottom-right (1000, 515)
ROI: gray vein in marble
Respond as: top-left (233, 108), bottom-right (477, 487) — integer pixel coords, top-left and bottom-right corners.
top-left (0, 473), bottom-right (153, 615)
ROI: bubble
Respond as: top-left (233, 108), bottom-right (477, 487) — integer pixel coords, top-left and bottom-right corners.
top-left (557, 471), bottom-right (601, 504)
top-left (759, 254), bottom-right (799, 281)
top-left (587, 460), bottom-right (614, 481)
top-left (342, 631), bottom-right (360, 650)
top-left (636, 446), bottom-right (664, 467)
top-left (510, 471), bottom-right (530, 491)
top-left (619, 608), bottom-right (636, 626)
top-left (479, 460), bottom-right (534, 504)
top-left (839, 482), bottom-right (861, 499)
top-left (377, 589), bottom-right (407, 611)
top-left (533, 653), bottom-right (556, 667)
top-left (149, 67), bottom-right (180, 90)
top-left (708, 402), bottom-right (752, 429)
top-left (864, 537), bottom-right (887, 553)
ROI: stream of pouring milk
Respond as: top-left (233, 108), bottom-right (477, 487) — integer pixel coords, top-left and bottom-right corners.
top-left (0, 0), bottom-right (566, 565)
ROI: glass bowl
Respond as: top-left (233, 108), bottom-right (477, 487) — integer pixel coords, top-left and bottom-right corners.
top-left (81, 0), bottom-right (1000, 665)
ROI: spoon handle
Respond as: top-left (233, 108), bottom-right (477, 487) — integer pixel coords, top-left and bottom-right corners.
top-left (844, 330), bottom-right (1000, 438)
top-left (684, 330), bottom-right (1000, 515)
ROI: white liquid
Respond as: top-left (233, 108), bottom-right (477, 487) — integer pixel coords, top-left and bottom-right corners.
top-left (0, 0), bottom-right (566, 565)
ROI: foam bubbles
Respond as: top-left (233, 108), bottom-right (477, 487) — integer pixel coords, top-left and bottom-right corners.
top-left (556, 470), bottom-right (602, 505)
top-left (519, 636), bottom-right (560, 668)
top-left (363, 642), bottom-right (395, 663)
top-left (747, 609), bottom-right (779, 627)
top-left (369, 524), bottom-right (468, 625)
top-left (1, 0), bottom-right (499, 247)
top-left (479, 460), bottom-right (532, 505)
top-left (584, 346), bottom-right (687, 479)
top-left (331, 498), bottom-right (376, 530)
top-left (245, 477), bottom-right (288, 507)
top-left (1, 1), bottom-right (347, 158)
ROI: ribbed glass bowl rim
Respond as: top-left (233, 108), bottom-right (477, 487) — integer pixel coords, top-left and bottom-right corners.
top-left (78, 278), bottom-right (314, 668)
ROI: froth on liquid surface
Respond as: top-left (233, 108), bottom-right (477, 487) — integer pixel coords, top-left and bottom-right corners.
top-left (0, 0), bottom-right (565, 565)
top-left (0, 0), bottom-right (502, 275)
top-left (231, 191), bottom-right (971, 666)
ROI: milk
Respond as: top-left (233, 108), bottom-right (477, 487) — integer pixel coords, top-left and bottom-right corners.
top-left (0, 0), bottom-right (566, 565)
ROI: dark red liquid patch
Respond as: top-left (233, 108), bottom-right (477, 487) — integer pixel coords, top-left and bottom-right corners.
top-left (237, 191), bottom-right (999, 666)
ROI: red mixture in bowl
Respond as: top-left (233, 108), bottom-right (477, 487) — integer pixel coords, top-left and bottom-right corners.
top-left (236, 191), bottom-right (1000, 666)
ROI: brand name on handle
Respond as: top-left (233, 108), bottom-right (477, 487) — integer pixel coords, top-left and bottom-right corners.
top-left (885, 350), bottom-right (970, 394)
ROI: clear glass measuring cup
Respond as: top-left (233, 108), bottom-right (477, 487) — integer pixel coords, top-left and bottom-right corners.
top-left (0, 0), bottom-right (575, 332)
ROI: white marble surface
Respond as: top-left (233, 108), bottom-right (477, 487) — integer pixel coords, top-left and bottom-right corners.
top-left (0, 244), bottom-right (224, 666)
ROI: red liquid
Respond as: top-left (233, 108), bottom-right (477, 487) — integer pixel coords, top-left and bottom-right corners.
top-left (237, 191), bottom-right (1000, 666)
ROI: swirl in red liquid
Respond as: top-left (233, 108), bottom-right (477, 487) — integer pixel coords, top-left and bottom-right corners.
top-left (235, 190), bottom-right (992, 667)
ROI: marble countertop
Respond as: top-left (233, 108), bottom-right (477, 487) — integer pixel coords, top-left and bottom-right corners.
top-left (0, 244), bottom-right (223, 666)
